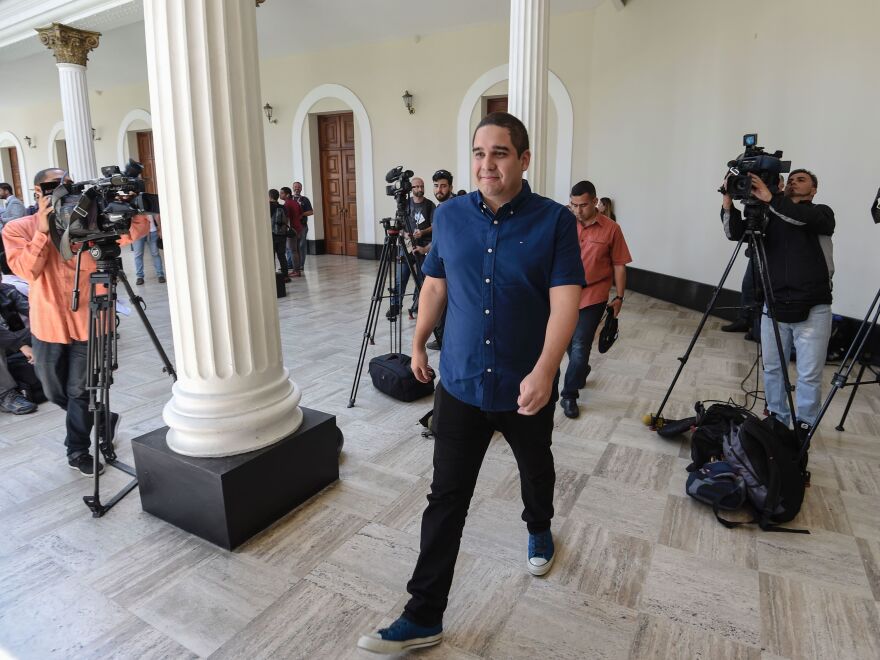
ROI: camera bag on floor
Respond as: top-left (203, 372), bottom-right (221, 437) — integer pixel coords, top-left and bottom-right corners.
top-left (369, 353), bottom-right (434, 402)
top-left (721, 415), bottom-right (810, 533)
top-left (686, 402), bottom-right (752, 472)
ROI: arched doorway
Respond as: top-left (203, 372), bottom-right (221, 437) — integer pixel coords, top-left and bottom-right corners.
top-left (117, 109), bottom-right (156, 193)
top-left (292, 83), bottom-right (377, 252)
top-left (0, 132), bottom-right (28, 200)
top-left (47, 121), bottom-right (69, 172)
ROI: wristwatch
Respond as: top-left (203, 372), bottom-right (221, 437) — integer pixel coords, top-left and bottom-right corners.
top-left (612, 295), bottom-right (624, 302)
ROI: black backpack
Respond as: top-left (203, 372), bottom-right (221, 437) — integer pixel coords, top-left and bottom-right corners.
top-left (271, 204), bottom-right (289, 235)
top-left (687, 403), bottom-right (752, 472)
top-left (721, 415), bottom-right (810, 532)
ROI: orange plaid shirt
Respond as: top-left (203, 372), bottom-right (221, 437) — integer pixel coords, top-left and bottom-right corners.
top-left (2, 214), bottom-right (148, 343)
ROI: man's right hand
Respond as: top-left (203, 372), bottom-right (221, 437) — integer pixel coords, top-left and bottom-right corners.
top-left (411, 346), bottom-right (434, 383)
top-left (35, 192), bottom-right (52, 234)
top-left (721, 174), bottom-right (733, 210)
top-left (20, 345), bottom-right (35, 364)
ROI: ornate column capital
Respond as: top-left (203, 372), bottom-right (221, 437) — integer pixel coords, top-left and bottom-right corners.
top-left (36, 23), bottom-right (101, 67)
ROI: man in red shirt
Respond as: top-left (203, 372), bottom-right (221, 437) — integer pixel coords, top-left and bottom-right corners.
top-left (280, 186), bottom-right (303, 277)
top-left (560, 180), bottom-right (632, 418)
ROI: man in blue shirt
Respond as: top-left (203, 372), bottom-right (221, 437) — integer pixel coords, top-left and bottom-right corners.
top-left (0, 183), bottom-right (27, 225)
top-left (358, 113), bottom-right (585, 655)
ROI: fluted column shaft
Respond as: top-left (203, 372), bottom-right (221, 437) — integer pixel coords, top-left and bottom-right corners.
top-left (57, 63), bottom-right (98, 180)
top-left (508, 0), bottom-right (549, 195)
top-left (143, 0), bottom-right (302, 457)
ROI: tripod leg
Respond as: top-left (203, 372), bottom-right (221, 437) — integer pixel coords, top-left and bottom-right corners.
top-left (752, 233), bottom-right (798, 426)
top-left (117, 271), bottom-right (177, 381)
top-left (651, 232), bottom-right (747, 424)
top-left (835, 361), bottom-right (868, 432)
top-left (348, 236), bottom-right (394, 407)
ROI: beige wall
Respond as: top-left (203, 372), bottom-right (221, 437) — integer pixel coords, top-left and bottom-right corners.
top-left (587, 0), bottom-right (880, 317)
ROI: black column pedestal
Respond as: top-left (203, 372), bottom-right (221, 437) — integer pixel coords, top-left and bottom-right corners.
top-left (132, 407), bottom-right (339, 550)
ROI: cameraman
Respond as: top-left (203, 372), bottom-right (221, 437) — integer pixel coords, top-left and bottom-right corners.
top-left (388, 177), bottom-right (435, 319)
top-left (2, 168), bottom-right (148, 475)
top-left (721, 169), bottom-right (835, 436)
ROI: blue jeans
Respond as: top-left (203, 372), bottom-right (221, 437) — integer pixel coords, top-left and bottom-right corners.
top-left (298, 223), bottom-right (309, 270)
top-left (392, 253), bottom-right (423, 310)
top-left (761, 304), bottom-right (832, 426)
top-left (133, 231), bottom-right (164, 278)
top-left (561, 302), bottom-right (606, 400)
top-left (32, 339), bottom-right (93, 457)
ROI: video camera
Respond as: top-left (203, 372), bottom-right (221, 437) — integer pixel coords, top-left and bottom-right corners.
top-left (381, 165), bottom-right (414, 233)
top-left (724, 133), bottom-right (791, 203)
top-left (48, 159), bottom-right (160, 259)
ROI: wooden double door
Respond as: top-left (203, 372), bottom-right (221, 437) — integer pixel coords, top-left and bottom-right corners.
top-left (318, 113), bottom-right (358, 256)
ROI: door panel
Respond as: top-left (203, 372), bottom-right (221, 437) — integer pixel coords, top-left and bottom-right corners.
top-left (318, 112), bottom-right (358, 256)
top-left (136, 131), bottom-right (157, 195)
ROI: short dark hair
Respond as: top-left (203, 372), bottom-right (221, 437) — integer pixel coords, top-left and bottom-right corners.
top-left (432, 169), bottom-right (453, 186)
top-left (570, 180), bottom-right (597, 198)
top-left (269, 188), bottom-right (280, 201)
top-left (0, 183), bottom-right (12, 195)
top-left (280, 186), bottom-right (292, 196)
top-left (33, 168), bottom-right (65, 185)
top-left (473, 112), bottom-right (529, 157)
top-left (789, 168), bottom-right (818, 188)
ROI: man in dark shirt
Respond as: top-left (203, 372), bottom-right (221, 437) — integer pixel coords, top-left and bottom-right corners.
top-left (279, 187), bottom-right (303, 277)
top-left (0, 274), bottom-right (36, 415)
top-left (358, 112), bottom-right (584, 654)
top-left (721, 169), bottom-right (835, 435)
top-left (388, 176), bottom-right (435, 319)
top-left (292, 181), bottom-right (313, 274)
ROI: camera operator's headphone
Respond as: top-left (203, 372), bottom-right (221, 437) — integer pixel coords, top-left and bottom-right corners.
top-left (48, 184), bottom-right (99, 261)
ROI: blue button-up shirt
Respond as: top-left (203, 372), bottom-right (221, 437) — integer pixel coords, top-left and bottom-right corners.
top-left (422, 180), bottom-right (585, 411)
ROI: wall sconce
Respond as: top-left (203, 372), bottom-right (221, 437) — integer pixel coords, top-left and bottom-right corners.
top-left (263, 102), bottom-right (277, 124)
top-left (24, 136), bottom-right (36, 148)
top-left (402, 90), bottom-right (414, 115)
top-left (91, 127), bottom-right (101, 141)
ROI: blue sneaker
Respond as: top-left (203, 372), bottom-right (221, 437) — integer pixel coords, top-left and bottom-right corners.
top-left (527, 529), bottom-right (555, 576)
top-left (357, 616), bottom-right (443, 654)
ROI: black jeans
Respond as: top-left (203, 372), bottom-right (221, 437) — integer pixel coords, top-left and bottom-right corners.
top-left (272, 234), bottom-right (288, 275)
top-left (561, 301), bottom-right (606, 400)
top-left (32, 338), bottom-right (93, 458)
top-left (403, 382), bottom-right (556, 626)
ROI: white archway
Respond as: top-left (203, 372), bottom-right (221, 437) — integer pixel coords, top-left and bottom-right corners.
top-left (47, 121), bottom-right (66, 168)
top-left (291, 83), bottom-right (376, 245)
top-left (117, 108), bottom-right (152, 166)
top-left (0, 132), bottom-right (28, 199)
top-left (456, 65), bottom-right (574, 202)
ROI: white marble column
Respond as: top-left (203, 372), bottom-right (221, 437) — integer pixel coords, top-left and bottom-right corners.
top-left (143, 0), bottom-right (303, 457)
top-left (508, 0), bottom-right (549, 195)
top-left (36, 24), bottom-right (100, 180)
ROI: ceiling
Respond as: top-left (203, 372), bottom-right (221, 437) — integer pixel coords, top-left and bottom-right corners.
top-left (0, 0), bottom-right (605, 109)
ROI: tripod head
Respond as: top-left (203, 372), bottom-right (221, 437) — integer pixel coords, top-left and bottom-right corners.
top-left (741, 201), bottom-right (770, 234)
top-left (71, 238), bottom-right (125, 312)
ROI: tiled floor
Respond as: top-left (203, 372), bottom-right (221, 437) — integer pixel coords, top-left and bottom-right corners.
top-left (1, 253), bottom-right (879, 659)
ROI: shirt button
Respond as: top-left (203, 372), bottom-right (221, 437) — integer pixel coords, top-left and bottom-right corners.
top-left (484, 309), bottom-right (490, 315)
top-left (485, 339), bottom-right (491, 345)
top-left (487, 248), bottom-right (493, 253)
top-left (485, 278), bottom-right (491, 283)
top-left (493, 220), bottom-right (498, 225)
top-left (486, 368), bottom-right (492, 373)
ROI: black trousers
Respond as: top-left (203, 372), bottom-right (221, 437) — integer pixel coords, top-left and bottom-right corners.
top-left (272, 234), bottom-right (288, 275)
top-left (403, 382), bottom-right (556, 626)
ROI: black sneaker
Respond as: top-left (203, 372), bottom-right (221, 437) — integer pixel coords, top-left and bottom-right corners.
top-left (136, 277), bottom-right (145, 285)
top-left (158, 276), bottom-right (167, 284)
top-left (560, 398), bottom-right (579, 419)
top-left (386, 305), bottom-right (400, 320)
top-left (721, 319), bottom-right (749, 332)
top-left (0, 388), bottom-right (37, 415)
top-left (68, 454), bottom-right (105, 476)
top-left (426, 340), bottom-right (441, 351)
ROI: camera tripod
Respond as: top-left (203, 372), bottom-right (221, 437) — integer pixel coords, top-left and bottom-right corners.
top-left (72, 238), bottom-right (177, 517)
top-left (648, 204), bottom-right (798, 439)
top-left (804, 285), bottom-right (880, 445)
top-left (347, 217), bottom-right (426, 408)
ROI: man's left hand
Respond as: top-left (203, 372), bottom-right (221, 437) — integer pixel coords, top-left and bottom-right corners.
top-left (517, 369), bottom-right (553, 415)
top-left (610, 298), bottom-right (623, 318)
top-left (749, 173), bottom-right (773, 203)
top-left (413, 228), bottom-right (422, 239)
top-left (20, 345), bottom-right (34, 364)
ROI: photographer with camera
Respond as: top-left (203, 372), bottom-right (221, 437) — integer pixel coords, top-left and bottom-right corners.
top-left (2, 168), bottom-right (148, 475)
top-left (387, 176), bottom-right (435, 319)
top-left (721, 168), bottom-right (835, 436)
